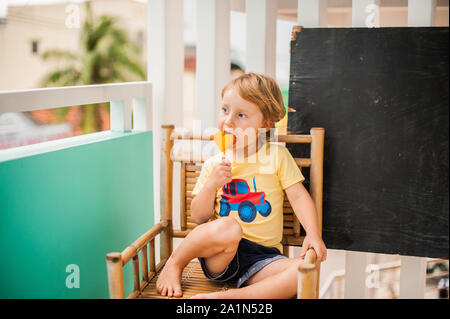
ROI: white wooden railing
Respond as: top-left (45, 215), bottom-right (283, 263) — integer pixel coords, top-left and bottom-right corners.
top-left (145, 0), bottom-right (447, 299)
top-left (0, 81), bottom-right (153, 160)
top-left (0, 82), bottom-right (158, 251)
top-left (320, 258), bottom-right (449, 299)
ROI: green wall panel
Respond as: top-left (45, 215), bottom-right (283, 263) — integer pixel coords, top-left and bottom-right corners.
top-left (0, 131), bottom-right (154, 298)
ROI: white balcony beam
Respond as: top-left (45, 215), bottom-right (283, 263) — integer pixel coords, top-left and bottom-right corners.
top-left (147, 0), bottom-right (184, 129)
top-left (402, 0), bottom-right (434, 296)
top-left (408, 0), bottom-right (436, 26)
top-left (344, 250), bottom-right (368, 299)
top-left (148, 0), bottom-right (183, 264)
top-left (352, 0), bottom-right (380, 27)
top-left (245, 0), bottom-right (277, 78)
top-left (297, 0), bottom-right (328, 27)
top-left (399, 255), bottom-right (427, 298)
top-left (196, 0), bottom-right (230, 129)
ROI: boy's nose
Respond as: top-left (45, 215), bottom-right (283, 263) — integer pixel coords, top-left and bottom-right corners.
top-left (224, 114), bottom-right (234, 127)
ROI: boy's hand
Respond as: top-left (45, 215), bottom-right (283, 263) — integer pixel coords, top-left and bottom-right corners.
top-left (299, 234), bottom-right (327, 263)
top-left (207, 156), bottom-right (232, 189)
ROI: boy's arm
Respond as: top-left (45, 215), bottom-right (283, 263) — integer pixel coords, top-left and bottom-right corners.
top-left (285, 182), bottom-right (327, 262)
top-left (190, 179), bottom-right (217, 224)
top-left (191, 157), bottom-right (232, 224)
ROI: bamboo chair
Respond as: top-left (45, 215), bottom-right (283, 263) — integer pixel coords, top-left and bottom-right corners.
top-left (106, 125), bottom-right (325, 299)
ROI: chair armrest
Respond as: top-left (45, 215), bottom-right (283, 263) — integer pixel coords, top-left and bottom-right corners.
top-left (105, 220), bottom-right (169, 299)
top-left (297, 248), bottom-right (319, 299)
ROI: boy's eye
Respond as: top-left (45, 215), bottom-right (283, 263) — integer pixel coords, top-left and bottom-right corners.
top-left (238, 113), bottom-right (247, 118)
top-left (222, 107), bottom-right (228, 113)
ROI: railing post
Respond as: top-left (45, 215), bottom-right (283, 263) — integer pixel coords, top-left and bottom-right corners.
top-left (110, 99), bottom-right (132, 132)
top-left (132, 85), bottom-right (152, 131)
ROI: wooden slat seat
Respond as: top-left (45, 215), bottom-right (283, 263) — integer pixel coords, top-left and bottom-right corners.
top-left (137, 260), bottom-right (235, 299)
top-left (106, 125), bottom-right (324, 299)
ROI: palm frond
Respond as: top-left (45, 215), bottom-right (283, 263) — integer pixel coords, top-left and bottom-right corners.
top-left (41, 1), bottom-right (147, 134)
top-left (41, 67), bottom-right (80, 87)
top-left (41, 50), bottom-right (78, 61)
top-left (86, 16), bottom-right (115, 51)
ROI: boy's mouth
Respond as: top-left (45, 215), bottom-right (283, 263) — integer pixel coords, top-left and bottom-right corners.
top-left (214, 129), bottom-right (236, 152)
top-left (223, 129), bottom-right (235, 137)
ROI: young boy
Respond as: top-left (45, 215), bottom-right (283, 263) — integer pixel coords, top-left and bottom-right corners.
top-left (156, 72), bottom-right (327, 299)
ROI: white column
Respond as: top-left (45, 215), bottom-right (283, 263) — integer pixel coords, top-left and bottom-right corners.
top-left (399, 256), bottom-right (427, 299)
top-left (147, 0), bottom-right (184, 128)
top-left (245, 0), bottom-right (277, 77)
top-left (297, 0), bottom-right (328, 27)
top-left (352, 0), bottom-right (380, 28)
top-left (344, 250), bottom-right (368, 299)
top-left (408, 0), bottom-right (436, 26)
top-left (399, 0), bottom-right (435, 299)
top-left (196, 0), bottom-right (230, 130)
top-left (147, 0), bottom-right (184, 263)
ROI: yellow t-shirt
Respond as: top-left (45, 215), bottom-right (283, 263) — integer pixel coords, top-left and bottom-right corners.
top-left (192, 142), bottom-right (304, 253)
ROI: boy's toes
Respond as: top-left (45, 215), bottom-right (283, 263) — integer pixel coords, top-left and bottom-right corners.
top-left (174, 287), bottom-right (183, 298)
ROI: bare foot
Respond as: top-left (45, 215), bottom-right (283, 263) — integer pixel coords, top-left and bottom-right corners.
top-left (156, 257), bottom-right (183, 297)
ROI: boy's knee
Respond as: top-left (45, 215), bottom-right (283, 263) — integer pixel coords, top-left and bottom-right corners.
top-left (213, 217), bottom-right (243, 244)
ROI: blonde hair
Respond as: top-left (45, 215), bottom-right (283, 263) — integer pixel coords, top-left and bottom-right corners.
top-left (221, 72), bottom-right (286, 130)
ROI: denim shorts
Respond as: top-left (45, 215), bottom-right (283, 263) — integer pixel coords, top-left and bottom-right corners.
top-left (198, 238), bottom-right (286, 288)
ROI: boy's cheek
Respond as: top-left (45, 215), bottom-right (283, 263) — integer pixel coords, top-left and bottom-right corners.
top-left (234, 132), bottom-right (258, 147)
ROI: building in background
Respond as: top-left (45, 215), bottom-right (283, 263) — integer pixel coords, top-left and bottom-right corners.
top-left (0, 0), bottom-right (147, 91)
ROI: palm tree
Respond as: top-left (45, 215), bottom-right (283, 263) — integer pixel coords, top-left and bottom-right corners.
top-left (40, 2), bottom-right (146, 134)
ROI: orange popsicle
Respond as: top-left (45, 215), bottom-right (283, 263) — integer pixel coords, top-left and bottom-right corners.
top-left (213, 131), bottom-right (236, 153)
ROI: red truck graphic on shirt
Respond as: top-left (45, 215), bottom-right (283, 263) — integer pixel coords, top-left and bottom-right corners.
top-left (219, 177), bottom-right (272, 223)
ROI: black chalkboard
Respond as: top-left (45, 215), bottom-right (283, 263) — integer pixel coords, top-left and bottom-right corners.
top-left (288, 27), bottom-right (449, 258)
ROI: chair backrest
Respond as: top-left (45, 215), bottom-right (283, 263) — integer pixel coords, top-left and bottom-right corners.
top-left (163, 126), bottom-right (324, 255)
